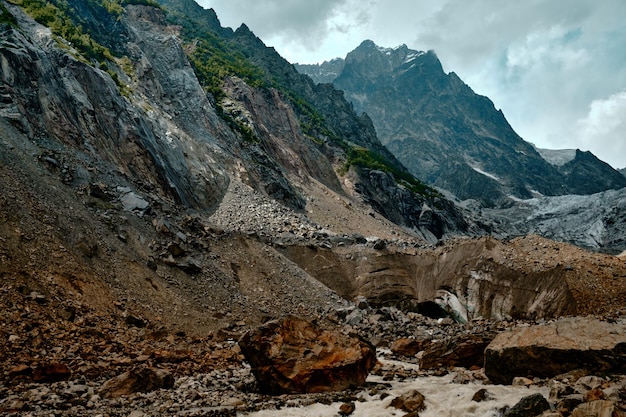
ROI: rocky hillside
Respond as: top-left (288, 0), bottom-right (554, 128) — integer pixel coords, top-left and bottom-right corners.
top-left (296, 40), bottom-right (626, 207)
top-left (0, 0), bottom-right (623, 336)
top-left (0, 0), bottom-right (484, 339)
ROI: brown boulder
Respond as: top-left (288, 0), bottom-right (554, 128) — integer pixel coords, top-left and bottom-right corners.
top-left (472, 388), bottom-right (494, 402)
top-left (8, 364), bottom-right (31, 378)
top-left (100, 366), bottom-right (174, 398)
top-left (339, 402), bottom-right (356, 415)
top-left (419, 334), bottom-right (493, 369)
top-left (390, 338), bottom-right (429, 357)
top-left (32, 363), bottom-right (71, 383)
top-left (238, 315), bottom-right (376, 394)
top-left (485, 318), bottom-right (626, 385)
top-left (389, 389), bottom-right (426, 413)
top-left (571, 400), bottom-right (616, 417)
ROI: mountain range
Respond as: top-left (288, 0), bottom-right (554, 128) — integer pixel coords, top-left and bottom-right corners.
top-left (296, 40), bottom-right (626, 208)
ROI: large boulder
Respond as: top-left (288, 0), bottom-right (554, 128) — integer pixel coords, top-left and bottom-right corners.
top-left (485, 318), bottom-right (626, 385)
top-left (571, 400), bottom-right (618, 417)
top-left (32, 362), bottom-right (72, 383)
top-left (238, 316), bottom-right (376, 394)
top-left (391, 338), bottom-right (430, 357)
top-left (503, 393), bottom-right (550, 417)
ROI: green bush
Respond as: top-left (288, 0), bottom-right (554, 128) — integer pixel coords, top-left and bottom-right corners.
top-left (120, 0), bottom-right (161, 7)
top-left (8, 0), bottom-right (116, 63)
top-left (345, 147), bottom-right (438, 197)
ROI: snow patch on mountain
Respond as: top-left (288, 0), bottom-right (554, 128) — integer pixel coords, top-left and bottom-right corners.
top-left (536, 147), bottom-right (577, 166)
top-left (471, 166), bottom-right (499, 181)
top-left (376, 45), bottom-right (394, 55)
top-left (403, 51), bottom-right (425, 64)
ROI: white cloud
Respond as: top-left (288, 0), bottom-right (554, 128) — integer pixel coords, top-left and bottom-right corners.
top-left (505, 26), bottom-right (589, 75)
top-left (571, 91), bottom-right (626, 168)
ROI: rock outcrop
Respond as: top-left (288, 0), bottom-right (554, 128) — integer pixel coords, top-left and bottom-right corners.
top-left (485, 318), bottom-right (626, 385)
top-left (32, 363), bottom-right (72, 383)
top-left (390, 389), bottom-right (426, 413)
top-left (570, 400), bottom-right (619, 417)
top-left (238, 316), bottom-right (376, 394)
top-left (418, 334), bottom-right (494, 370)
top-left (100, 367), bottom-right (175, 398)
top-left (280, 237), bottom-right (577, 320)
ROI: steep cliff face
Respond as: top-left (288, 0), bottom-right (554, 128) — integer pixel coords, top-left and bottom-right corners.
top-left (280, 237), bottom-right (578, 321)
top-left (298, 40), bottom-right (626, 207)
top-left (0, 1), bottom-right (359, 334)
top-left (0, 0), bottom-right (491, 290)
top-left (4, 0), bottom-right (479, 240)
top-left (1, 3), bottom-right (230, 210)
top-left (150, 0), bottom-right (478, 238)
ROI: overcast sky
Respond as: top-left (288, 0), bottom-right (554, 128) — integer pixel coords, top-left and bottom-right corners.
top-left (197, 0), bottom-right (626, 169)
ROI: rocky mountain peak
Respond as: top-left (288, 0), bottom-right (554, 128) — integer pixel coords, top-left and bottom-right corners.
top-left (339, 41), bottom-right (438, 88)
top-left (298, 41), bottom-right (626, 209)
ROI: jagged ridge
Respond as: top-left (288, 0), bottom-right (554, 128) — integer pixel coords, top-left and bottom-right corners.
top-left (297, 40), bottom-right (626, 207)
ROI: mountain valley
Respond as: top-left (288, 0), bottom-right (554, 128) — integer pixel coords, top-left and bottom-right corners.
top-left (0, 0), bottom-right (625, 415)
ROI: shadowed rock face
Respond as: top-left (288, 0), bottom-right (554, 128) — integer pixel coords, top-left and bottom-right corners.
top-left (238, 316), bottom-right (376, 395)
top-left (484, 318), bottom-right (626, 385)
top-left (4, 0), bottom-right (475, 239)
top-left (280, 237), bottom-right (577, 320)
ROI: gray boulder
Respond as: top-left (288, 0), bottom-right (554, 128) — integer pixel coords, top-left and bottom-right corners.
top-left (503, 393), bottom-right (550, 417)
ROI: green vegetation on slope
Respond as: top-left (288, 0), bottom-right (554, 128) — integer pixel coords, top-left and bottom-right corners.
top-left (0, 3), bottom-right (18, 26)
top-left (8, 0), bottom-right (115, 62)
top-left (8, 0), bottom-right (159, 60)
top-left (162, 6), bottom-right (271, 142)
top-left (162, 1), bottom-right (437, 198)
top-left (101, 0), bottom-right (161, 16)
top-left (7, 0), bottom-right (162, 95)
top-left (185, 33), bottom-right (268, 101)
top-left (12, 0), bottom-right (438, 201)
top-left (345, 147), bottom-right (439, 197)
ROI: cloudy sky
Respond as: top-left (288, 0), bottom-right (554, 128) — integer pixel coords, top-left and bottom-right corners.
top-left (197, 0), bottom-right (626, 169)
